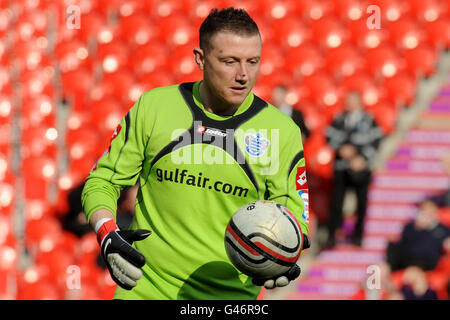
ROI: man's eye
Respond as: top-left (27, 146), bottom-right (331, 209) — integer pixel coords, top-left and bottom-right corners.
top-left (224, 60), bottom-right (235, 65)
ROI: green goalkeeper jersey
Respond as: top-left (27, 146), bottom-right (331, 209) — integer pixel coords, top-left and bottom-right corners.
top-left (81, 81), bottom-right (309, 300)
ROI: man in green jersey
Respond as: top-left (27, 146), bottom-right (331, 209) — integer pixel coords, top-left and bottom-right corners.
top-left (82, 7), bottom-right (310, 300)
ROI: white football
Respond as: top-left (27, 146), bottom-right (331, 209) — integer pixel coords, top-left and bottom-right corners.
top-left (224, 200), bottom-right (303, 280)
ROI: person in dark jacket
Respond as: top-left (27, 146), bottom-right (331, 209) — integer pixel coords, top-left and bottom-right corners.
top-left (325, 91), bottom-right (383, 247)
top-left (271, 84), bottom-right (310, 141)
top-left (386, 199), bottom-right (450, 271)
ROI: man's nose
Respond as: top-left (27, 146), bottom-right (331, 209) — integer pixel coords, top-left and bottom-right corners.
top-left (235, 63), bottom-right (248, 82)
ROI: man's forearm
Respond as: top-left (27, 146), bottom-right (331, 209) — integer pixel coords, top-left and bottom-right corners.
top-left (89, 208), bottom-right (115, 231)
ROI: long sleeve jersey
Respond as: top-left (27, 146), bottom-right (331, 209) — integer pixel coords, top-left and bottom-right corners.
top-left (81, 81), bottom-right (309, 300)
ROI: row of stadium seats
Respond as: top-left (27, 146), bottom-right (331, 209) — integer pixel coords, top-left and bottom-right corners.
top-left (0, 0), bottom-right (449, 299)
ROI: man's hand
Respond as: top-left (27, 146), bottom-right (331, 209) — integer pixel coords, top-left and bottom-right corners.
top-left (252, 234), bottom-right (310, 289)
top-left (96, 219), bottom-right (151, 290)
top-left (349, 155), bottom-right (367, 172)
top-left (338, 144), bottom-right (357, 160)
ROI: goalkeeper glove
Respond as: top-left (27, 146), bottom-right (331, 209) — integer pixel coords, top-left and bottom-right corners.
top-left (252, 234), bottom-right (311, 289)
top-left (96, 218), bottom-right (151, 290)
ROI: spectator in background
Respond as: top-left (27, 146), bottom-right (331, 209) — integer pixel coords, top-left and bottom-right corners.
top-left (271, 84), bottom-right (310, 142)
top-left (386, 199), bottom-right (450, 271)
top-left (352, 261), bottom-right (403, 300)
top-left (401, 266), bottom-right (438, 300)
top-left (61, 182), bottom-right (137, 237)
top-left (324, 91), bottom-right (383, 248)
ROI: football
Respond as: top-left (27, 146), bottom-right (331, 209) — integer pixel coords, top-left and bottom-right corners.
top-left (224, 200), bottom-right (304, 280)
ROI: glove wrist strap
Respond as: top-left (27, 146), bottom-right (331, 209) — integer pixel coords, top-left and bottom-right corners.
top-left (96, 218), bottom-right (119, 246)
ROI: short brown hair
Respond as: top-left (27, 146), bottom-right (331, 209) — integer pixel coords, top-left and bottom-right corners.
top-left (199, 7), bottom-right (260, 52)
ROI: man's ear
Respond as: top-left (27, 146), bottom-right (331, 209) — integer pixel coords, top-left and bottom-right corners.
top-left (193, 47), bottom-right (205, 71)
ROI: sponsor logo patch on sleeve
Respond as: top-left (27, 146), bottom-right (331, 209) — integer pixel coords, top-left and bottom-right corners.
top-left (298, 190), bottom-right (310, 224)
top-left (295, 166), bottom-right (308, 190)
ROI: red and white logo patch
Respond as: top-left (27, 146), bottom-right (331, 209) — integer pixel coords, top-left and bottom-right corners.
top-left (295, 166), bottom-right (308, 190)
top-left (197, 125), bottom-right (206, 134)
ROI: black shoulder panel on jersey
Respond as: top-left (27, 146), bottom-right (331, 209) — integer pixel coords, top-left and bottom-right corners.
top-left (110, 112), bottom-right (131, 183)
top-left (288, 150), bottom-right (304, 174)
top-left (150, 82), bottom-right (268, 193)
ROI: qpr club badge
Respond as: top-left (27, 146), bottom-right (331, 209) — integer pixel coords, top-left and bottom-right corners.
top-left (244, 132), bottom-right (270, 157)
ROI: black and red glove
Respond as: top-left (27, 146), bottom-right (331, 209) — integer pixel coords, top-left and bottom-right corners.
top-left (96, 219), bottom-right (151, 290)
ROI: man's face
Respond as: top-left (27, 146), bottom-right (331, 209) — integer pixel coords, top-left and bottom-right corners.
top-left (345, 92), bottom-right (363, 113)
top-left (196, 31), bottom-right (262, 108)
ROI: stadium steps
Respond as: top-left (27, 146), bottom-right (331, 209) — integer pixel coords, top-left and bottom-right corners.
top-left (287, 74), bottom-right (450, 300)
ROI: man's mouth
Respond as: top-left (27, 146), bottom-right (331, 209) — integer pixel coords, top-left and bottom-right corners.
top-left (231, 86), bottom-right (246, 92)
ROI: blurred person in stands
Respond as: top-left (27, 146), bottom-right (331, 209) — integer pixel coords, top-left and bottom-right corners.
top-left (386, 199), bottom-right (450, 271)
top-left (81, 8), bottom-right (310, 300)
top-left (62, 183), bottom-right (136, 237)
top-left (351, 261), bottom-right (403, 300)
top-left (324, 91), bottom-right (383, 247)
top-left (271, 84), bottom-right (310, 142)
top-left (400, 265), bottom-right (438, 300)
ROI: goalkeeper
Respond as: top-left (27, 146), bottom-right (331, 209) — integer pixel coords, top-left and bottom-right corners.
top-left (82, 7), bottom-right (310, 300)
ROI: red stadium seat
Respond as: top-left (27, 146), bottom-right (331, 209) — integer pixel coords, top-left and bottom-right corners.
top-left (21, 94), bottom-right (56, 130)
top-left (0, 94), bottom-right (12, 125)
top-left (88, 98), bottom-right (125, 142)
top-left (331, 0), bottom-right (365, 21)
top-left (22, 155), bottom-right (57, 201)
top-left (36, 248), bottom-right (75, 287)
top-left (139, 68), bottom-right (176, 93)
top-left (54, 39), bottom-right (91, 73)
top-left (323, 44), bottom-right (363, 80)
top-left (97, 69), bottom-right (140, 108)
top-left (403, 44), bottom-right (437, 78)
top-left (299, 72), bottom-right (340, 108)
top-left (66, 110), bottom-right (90, 132)
top-left (387, 16), bottom-right (424, 50)
top-left (19, 279), bottom-right (61, 300)
top-left (0, 4), bottom-right (14, 38)
top-left (152, 0), bottom-right (194, 18)
top-left (406, 0), bottom-right (446, 23)
top-left (365, 100), bottom-right (398, 134)
top-left (96, 40), bottom-right (130, 74)
top-left (271, 15), bottom-right (311, 50)
top-left (156, 14), bottom-right (196, 48)
top-left (347, 19), bottom-right (388, 50)
top-left (303, 133), bottom-right (334, 179)
top-left (19, 68), bottom-right (55, 102)
top-left (259, 43), bottom-right (286, 78)
top-left (438, 207), bottom-right (450, 228)
top-left (23, 200), bottom-right (55, 221)
top-left (363, 45), bottom-right (403, 79)
top-left (60, 67), bottom-right (95, 111)
top-left (339, 72), bottom-right (384, 107)
top-left (0, 66), bottom-right (12, 95)
top-left (14, 9), bottom-right (49, 42)
top-left (257, 0), bottom-right (296, 21)
top-left (130, 41), bottom-right (168, 79)
top-left (25, 216), bottom-right (63, 253)
top-left (168, 44), bottom-right (202, 83)
top-left (310, 16), bottom-right (348, 50)
top-left (294, 0), bottom-right (333, 22)
top-left (284, 43), bottom-right (324, 81)
top-left (66, 127), bottom-right (102, 162)
top-left (21, 125), bottom-right (58, 159)
top-left (118, 13), bottom-right (158, 48)
top-left (424, 17), bottom-right (450, 51)
top-left (369, 0), bottom-right (411, 23)
top-left (77, 12), bottom-right (107, 44)
top-left (0, 214), bottom-right (11, 246)
top-left (14, 41), bottom-right (47, 73)
top-left (0, 179), bottom-right (14, 217)
top-left (382, 71), bottom-right (417, 107)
